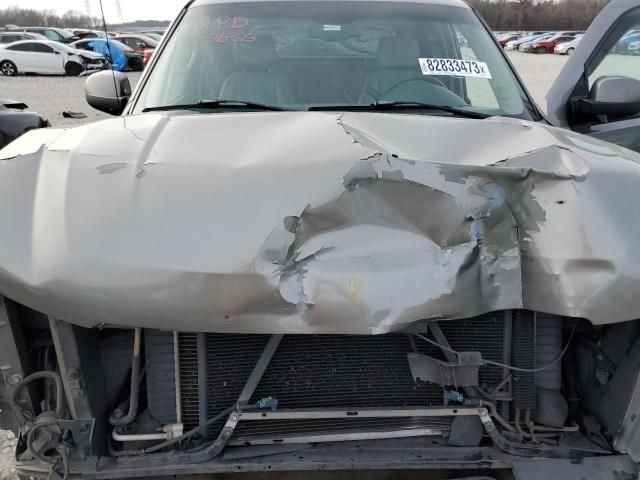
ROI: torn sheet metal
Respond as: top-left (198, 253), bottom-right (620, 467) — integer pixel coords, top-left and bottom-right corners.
top-left (407, 352), bottom-right (482, 387)
top-left (0, 111), bottom-right (639, 333)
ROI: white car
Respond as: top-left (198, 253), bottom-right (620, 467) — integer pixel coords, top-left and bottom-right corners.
top-left (554, 35), bottom-right (583, 55)
top-left (0, 32), bottom-right (48, 44)
top-left (0, 40), bottom-right (106, 76)
top-left (629, 40), bottom-right (640, 55)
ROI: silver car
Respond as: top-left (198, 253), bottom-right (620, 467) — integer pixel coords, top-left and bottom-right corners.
top-left (2, 0), bottom-right (640, 479)
top-left (554, 35), bottom-right (583, 54)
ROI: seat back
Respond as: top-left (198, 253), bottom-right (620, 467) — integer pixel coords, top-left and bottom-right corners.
top-left (220, 35), bottom-right (294, 104)
top-left (359, 37), bottom-right (421, 104)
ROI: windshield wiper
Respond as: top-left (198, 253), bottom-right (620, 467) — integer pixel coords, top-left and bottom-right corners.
top-left (308, 101), bottom-right (489, 119)
top-left (142, 99), bottom-right (289, 113)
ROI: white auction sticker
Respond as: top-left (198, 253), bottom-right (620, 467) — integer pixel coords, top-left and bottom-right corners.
top-left (418, 58), bottom-right (492, 79)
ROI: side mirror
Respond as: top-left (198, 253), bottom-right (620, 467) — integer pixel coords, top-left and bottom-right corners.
top-left (85, 70), bottom-right (131, 115)
top-left (572, 76), bottom-right (640, 120)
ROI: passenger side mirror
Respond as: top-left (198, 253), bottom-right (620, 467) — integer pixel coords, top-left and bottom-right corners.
top-left (85, 70), bottom-right (131, 115)
top-left (572, 76), bottom-right (640, 120)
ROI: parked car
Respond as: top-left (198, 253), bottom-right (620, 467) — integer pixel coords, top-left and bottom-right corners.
top-left (497, 32), bottom-right (520, 47)
top-left (530, 34), bottom-right (578, 53)
top-left (613, 30), bottom-right (640, 53)
top-left (519, 33), bottom-right (556, 52)
top-left (554, 35), bottom-right (583, 55)
top-left (140, 29), bottom-right (166, 36)
top-left (143, 47), bottom-right (154, 67)
top-left (505, 33), bottom-right (546, 50)
top-left (113, 33), bottom-right (159, 53)
top-left (72, 38), bottom-right (144, 71)
top-left (0, 99), bottom-right (48, 149)
top-left (629, 39), bottom-right (640, 55)
top-left (0, 40), bottom-right (106, 76)
top-left (4, 0), bottom-right (640, 479)
top-left (141, 32), bottom-right (163, 42)
top-left (0, 31), bottom-right (47, 44)
top-left (7, 26), bottom-right (78, 43)
top-left (67, 28), bottom-right (109, 40)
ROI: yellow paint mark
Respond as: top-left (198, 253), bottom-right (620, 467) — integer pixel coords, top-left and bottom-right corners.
top-left (349, 272), bottom-right (363, 305)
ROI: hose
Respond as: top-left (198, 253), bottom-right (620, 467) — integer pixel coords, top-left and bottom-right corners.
top-left (108, 434), bottom-right (145, 457)
top-left (26, 421), bottom-right (60, 463)
top-left (109, 328), bottom-right (142, 426)
top-left (413, 319), bottom-right (578, 374)
top-left (10, 371), bottom-right (65, 422)
top-left (143, 405), bottom-right (235, 454)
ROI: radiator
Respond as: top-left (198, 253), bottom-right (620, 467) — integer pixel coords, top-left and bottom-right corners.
top-left (146, 312), bottom-right (514, 443)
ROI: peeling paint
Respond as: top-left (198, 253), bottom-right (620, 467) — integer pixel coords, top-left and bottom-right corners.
top-left (96, 163), bottom-right (128, 174)
top-left (0, 110), bottom-right (640, 333)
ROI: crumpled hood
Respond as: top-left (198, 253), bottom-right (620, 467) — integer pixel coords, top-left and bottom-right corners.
top-left (1, 111), bottom-right (639, 333)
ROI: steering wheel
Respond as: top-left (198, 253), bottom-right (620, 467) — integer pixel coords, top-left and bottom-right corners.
top-left (379, 75), bottom-right (467, 106)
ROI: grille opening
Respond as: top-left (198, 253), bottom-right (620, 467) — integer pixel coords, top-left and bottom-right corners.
top-left (176, 314), bottom-right (507, 441)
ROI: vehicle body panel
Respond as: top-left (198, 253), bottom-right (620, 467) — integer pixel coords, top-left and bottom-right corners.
top-left (1, 111), bottom-right (640, 333)
top-left (0, 100), bottom-right (49, 150)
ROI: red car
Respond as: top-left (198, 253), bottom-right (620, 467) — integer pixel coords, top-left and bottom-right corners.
top-left (113, 34), bottom-right (158, 54)
top-left (531, 34), bottom-right (576, 53)
top-left (497, 34), bottom-right (519, 47)
top-left (143, 48), bottom-right (154, 67)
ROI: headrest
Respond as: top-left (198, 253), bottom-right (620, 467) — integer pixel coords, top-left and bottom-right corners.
top-left (233, 35), bottom-right (277, 66)
top-left (376, 37), bottom-right (420, 68)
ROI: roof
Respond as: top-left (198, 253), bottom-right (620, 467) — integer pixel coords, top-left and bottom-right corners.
top-left (190, 0), bottom-right (471, 10)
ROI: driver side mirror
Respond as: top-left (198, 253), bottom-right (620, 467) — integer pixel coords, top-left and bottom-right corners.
top-left (572, 76), bottom-right (640, 121)
top-left (85, 70), bottom-right (131, 115)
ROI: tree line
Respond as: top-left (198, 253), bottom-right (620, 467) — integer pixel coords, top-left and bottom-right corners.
top-left (2, 1), bottom-right (612, 32)
top-left (0, 7), bottom-right (100, 29)
top-left (469, 0), bottom-right (611, 31)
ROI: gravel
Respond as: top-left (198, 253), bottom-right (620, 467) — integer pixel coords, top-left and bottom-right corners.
top-left (0, 431), bottom-right (15, 480)
top-left (0, 50), bottom-right (569, 479)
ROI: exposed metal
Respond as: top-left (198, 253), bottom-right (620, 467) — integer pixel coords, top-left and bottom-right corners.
top-left (227, 427), bottom-right (444, 445)
top-left (0, 296), bottom-right (34, 434)
top-left (408, 351), bottom-right (483, 387)
top-left (236, 406), bottom-right (484, 420)
top-left (238, 335), bottom-right (283, 406)
top-left (196, 332), bottom-right (208, 435)
top-left (173, 331), bottom-right (182, 425)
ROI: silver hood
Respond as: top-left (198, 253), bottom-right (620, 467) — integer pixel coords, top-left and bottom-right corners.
top-left (0, 111), bottom-right (639, 333)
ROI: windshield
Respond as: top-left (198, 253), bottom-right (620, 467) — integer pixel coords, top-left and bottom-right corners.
top-left (135, 1), bottom-right (534, 118)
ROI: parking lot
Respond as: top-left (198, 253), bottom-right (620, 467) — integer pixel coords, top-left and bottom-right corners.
top-left (0, 51), bottom-right (567, 129)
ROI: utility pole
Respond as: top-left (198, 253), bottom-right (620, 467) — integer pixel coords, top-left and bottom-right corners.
top-left (83, 0), bottom-right (92, 17)
top-left (114, 0), bottom-right (124, 24)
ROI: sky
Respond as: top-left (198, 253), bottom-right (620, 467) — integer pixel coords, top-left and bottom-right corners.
top-left (5, 0), bottom-right (187, 23)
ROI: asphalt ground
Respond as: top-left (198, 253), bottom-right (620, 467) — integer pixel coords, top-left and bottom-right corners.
top-left (0, 49), bottom-right (568, 479)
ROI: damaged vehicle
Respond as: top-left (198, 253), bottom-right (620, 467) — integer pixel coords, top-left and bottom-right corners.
top-left (0, 99), bottom-right (49, 149)
top-left (0, 40), bottom-right (107, 77)
top-left (2, 0), bottom-right (640, 479)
